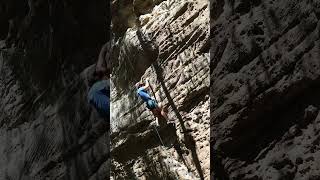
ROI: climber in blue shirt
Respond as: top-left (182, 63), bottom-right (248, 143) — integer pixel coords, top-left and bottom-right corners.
top-left (136, 78), bottom-right (171, 125)
top-left (88, 79), bottom-right (110, 118)
top-left (88, 42), bottom-right (111, 121)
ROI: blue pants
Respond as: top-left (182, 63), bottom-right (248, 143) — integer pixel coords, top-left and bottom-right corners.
top-left (88, 80), bottom-right (110, 119)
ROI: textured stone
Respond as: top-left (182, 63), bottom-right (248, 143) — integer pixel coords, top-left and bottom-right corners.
top-left (0, 1), bottom-right (110, 180)
top-left (111, 0), bottom-right (210, 179)
top-left (211, 0), bottom-right (320, 179)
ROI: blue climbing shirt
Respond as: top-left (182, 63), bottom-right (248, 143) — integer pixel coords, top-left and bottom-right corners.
top-left (137, 87), bottom-right (158, 109)
top-left (137, 87), bottom-right (152, 102)
top-left (88, 79), bottom-right (110, 119)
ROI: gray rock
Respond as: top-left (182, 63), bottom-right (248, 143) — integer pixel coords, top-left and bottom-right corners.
top-left (0, 1), bottom-right (110, 180)
top-left (111, 0), bottom-right (210, 179)
top-left (211, 0), bottom-right (320, 179)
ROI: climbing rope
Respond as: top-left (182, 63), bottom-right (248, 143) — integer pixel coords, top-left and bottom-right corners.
top-left (147, 81), bottom-right (164, 145)
top-left (147, 80), bottom-right (167, 147)
top-left (152, 124), bottom-right (165, 146)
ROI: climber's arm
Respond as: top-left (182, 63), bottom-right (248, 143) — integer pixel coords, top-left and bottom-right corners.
top-left (142, 78), bottom-right (150, 90)
top-left (95, 43), bottom-right (109, 76)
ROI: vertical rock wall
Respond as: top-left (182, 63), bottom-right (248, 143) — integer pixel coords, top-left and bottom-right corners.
top-left (0, 0), bottom-right (110, 179)
top-left (111, 0), bottom-right (210, 179)
top-left (211, 0), bottom-right (320, 179)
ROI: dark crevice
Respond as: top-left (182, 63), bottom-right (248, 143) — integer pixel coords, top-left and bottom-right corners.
top-left (178, 86), bottom-right (209, 112)
top-left (152, 61), bottom-right (205, 180)
top-left (211, 149), bottom-right (230, 180)
top-left (221, 79), bottom-right (320, 161)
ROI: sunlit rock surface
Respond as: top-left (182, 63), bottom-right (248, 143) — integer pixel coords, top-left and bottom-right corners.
top-left (111, 0), bottom-right (210, 179)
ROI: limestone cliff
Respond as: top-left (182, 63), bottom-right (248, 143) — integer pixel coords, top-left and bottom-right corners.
top-left (111, 0), bottom-right (210, 179)
top-left (0, 0), bottom-right (110, 179)
top-left (211, 0), bottom-right (320, 179)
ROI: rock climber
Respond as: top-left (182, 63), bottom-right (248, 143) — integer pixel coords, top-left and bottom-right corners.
top-left (78, 42), bottom-right (111, 146)
top-left (87, 42), bottom-right (111, 122)
top-left (135, 78), bottom-right (172, 125)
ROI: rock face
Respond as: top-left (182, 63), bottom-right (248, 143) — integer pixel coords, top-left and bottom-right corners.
top-left (111, 0), bottom-right (210, 179)
top-left (211, 0), bottom-right (320, 179)
top-left (0, 0), bottom-right (110, 179)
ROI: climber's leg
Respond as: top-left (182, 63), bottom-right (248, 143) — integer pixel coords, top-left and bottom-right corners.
top-left (157, 103), bottom-right (172, 123)
top-left (151, 108), bottom-right (162, 118)
top-left (160, 108), bottom-right (168, 120)
top-left (161, 107), bottom-right (175, 123)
